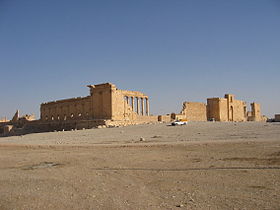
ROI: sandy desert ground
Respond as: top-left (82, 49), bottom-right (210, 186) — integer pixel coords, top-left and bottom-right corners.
top-left (0, 122), bottom-right (280, 210)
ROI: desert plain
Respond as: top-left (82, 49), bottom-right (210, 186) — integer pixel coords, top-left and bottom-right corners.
top-left (0, 122), bottom-right (280, 210)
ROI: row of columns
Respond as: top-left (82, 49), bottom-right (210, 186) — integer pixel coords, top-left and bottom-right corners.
top-left (125, 96), bottom-right (149, 116)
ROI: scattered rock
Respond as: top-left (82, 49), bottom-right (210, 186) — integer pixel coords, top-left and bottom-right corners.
top-left (176, 204), bottom-right (184, 208)
top-left (22, 162), bottom-right (61, 170)
top-left (152, 135), bottom-right (162, 138)
top-left (139, 137), bottom-right (145, 141)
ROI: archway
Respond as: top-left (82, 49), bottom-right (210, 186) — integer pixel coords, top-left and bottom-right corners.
top-left (230, 106), bottom-right (234, 121)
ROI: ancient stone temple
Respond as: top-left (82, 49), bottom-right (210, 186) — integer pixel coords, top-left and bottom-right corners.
top-left (35, 83), bottom-right (159, 132)
top-left (0, 83), bottom-right (160, 136)
top-left (40, 83), bottom-right (153, 122)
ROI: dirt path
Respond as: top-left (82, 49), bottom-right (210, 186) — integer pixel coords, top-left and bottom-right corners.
top-left (0, 122), bottom-right (280, 209)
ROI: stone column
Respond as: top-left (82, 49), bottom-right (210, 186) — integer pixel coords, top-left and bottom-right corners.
top-left (131, 97), bottom-right (134, 111)
top-left (141, 98), bottom-right (144, 115)
top-left (146, 98), bottom-right (149, 116)
top-left (137, 97), bottom-right (140, 114)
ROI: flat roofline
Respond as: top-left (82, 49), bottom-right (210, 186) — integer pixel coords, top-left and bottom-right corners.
top-left (41, 96), bottom-right (90, 105)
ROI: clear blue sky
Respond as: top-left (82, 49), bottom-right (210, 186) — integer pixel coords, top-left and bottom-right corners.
top-left (0, 0), bottom-right (279, 119)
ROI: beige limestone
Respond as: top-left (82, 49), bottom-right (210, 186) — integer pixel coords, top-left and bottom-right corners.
top-left (158, 115), bottom-right (171, 122)
top-left (207, 94), bottom-right (247, 122)
top-left (180, 102), bottom-right (207, 121)
top-left (176, 94), bottom-right (263, 122)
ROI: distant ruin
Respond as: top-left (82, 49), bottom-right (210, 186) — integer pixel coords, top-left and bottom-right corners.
top-left (0, 83), bottom-right (269, 136)
top-left (40, 83), bottom-right (157, 126)
top-left (172, 94), bottom-right (267, 122)
top-left (0, 110), bottom-right (35, 136)
top-left (0, 83), bottom-right (160, 136)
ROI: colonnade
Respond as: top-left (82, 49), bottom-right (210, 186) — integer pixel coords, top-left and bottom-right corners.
top-left (124, 96), bottom-right (149, 116)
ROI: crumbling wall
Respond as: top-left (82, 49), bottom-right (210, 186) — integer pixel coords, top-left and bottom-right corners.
top-left (0, 110), bottom-right (37, 136)
top-left (171, 113), bottom-right (185, 121)
top-left (231, 100), bottom-right (247, 122)
top-left (41, 96), bottom-right (91, 122)
top-left (207, 94), bottom-right (246, 122)
top-left (247, 103), bottom-right (262, 121)
top-left (180, 102), bottom-right (207, 121)
top-left (158, 115), bottom-right (171, 122)
top-left (207, 98), bottom-right (224, 121)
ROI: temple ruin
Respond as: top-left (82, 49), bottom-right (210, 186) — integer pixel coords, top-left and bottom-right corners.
top-left (0, 83), bottom-right (160, 136)
top-left (207, 94), bottom-right (247, 122)
top-left (0, 83), bottom-right (268, 136)
top-left (173, 94), bottom-right (267, 122)
top-left (40, 83), bottom-right (156, 124)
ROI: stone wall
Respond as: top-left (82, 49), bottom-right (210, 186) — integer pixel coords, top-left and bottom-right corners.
top-left (207, 94), bottom-right (246, 122)
top-left (171, 113), bottom-right (185, 121)
top-left (207, 98), bottom-right (221, 121)
top-left (249, 103), bottom-right (261, 121)
top-left (158, 115), bottom-right (171, 122)
top-left (41, 96), bottom-right (92, 121)
top-left (180, 102), bottom-right (207, 121)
